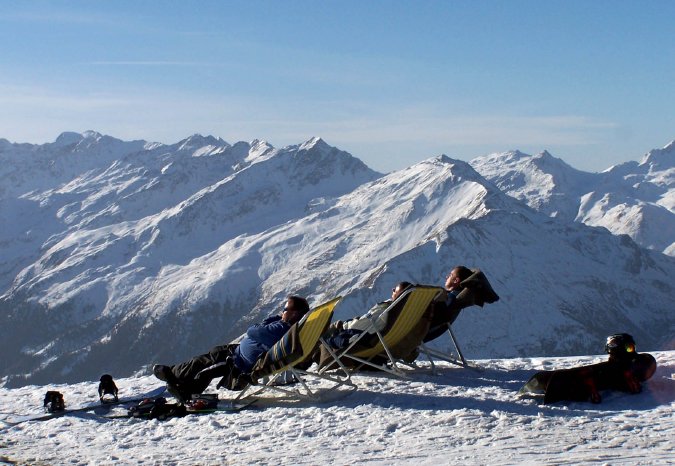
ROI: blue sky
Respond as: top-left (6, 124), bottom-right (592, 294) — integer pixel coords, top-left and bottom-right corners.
top-left (1, 1), bottom-right (673, 173)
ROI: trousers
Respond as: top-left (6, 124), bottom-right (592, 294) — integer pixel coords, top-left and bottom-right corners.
top-left (170, 344), bottom-right (238, 395)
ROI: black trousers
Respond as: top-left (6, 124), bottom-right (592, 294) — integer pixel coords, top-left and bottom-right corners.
top-left (170, 344), bottom-right (238, 394)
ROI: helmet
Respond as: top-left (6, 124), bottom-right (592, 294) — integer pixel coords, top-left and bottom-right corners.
top-left (605, 333), bottom-right (636, 356)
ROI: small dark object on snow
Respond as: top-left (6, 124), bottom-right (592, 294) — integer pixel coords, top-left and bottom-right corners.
top-left (128, 397), bottom-right (186, 420)
top-left (43, 391), bottom-right (65, 413)
top-left (98, 374), bottom-right (119, 403)
top-left (185, 394), bottom-right (219, 412)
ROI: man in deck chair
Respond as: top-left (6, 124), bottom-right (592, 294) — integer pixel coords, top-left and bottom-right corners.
top-left (232, 297), bottom-right (354, 402)
top-left (423, 265), bottom-right (500, 343)
top-left (153, 296), bottom-right (310, 401)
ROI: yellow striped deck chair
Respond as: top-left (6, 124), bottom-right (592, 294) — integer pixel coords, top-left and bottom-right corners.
top-left (321, 286), bottom-right (442, 377)
top-left (231, 297), bottom-right (355, 405)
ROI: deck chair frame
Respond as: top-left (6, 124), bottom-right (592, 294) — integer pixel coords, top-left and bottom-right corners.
top-left (320, 286), bottom-right (443, 378)
top-left (229, 297), bottom-right (356, 406)
top-left (419, 325), bottom-right (468, 370)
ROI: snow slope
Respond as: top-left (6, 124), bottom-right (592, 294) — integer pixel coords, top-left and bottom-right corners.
top-left (1, 134), bottom-right (674, 387)
top-left (1, 352), bottom-right (673, 465)
top-left (470, 142), bottom-right (675, 256)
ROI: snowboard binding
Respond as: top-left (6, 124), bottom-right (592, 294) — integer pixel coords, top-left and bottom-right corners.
top-left (98, 374), bottom-right (119, 403)
top-left (128, 397), bottom-right (186, 420)
top-left (43, 391), bottom-right (65, 413)
top-left (185, 393), bottom-right (219, 413)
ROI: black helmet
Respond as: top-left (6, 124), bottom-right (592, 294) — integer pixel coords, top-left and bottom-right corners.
top-left (605, 333), bottom-right (636, 356)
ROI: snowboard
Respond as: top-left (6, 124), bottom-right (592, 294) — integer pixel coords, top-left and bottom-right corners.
top-left (106, 394), bottom-right (257, 420)
top-left (186, 397), bottom-right (257, 414)
top-left (518, 353), bottom-right (657, 404)
top-left (4, 386), bottom-right (167, 425)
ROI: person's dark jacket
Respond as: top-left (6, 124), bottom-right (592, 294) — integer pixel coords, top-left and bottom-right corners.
top-left (234, 315), bottom-right (290, 372)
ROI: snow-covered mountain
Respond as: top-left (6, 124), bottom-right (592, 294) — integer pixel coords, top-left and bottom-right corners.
top-left (470, 142), bottom-right (675, 256)
top-left (0, 133), bottom-right (381, 386)
top-left (1, 133), bottom-right (673, 387)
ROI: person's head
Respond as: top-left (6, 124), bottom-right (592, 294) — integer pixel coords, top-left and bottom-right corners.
top-left (605, 333), bottom-right (637, 361)
top-left (281, 295), bottom-right (310, 324)
top-left (391, 281), bottom-right (413, 300)
top-left (444, 266), bottom-right (472, 291)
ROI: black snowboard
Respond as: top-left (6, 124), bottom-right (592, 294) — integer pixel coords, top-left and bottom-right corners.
top-left (519, 353), bottom-right (657, 404)
top-left (106, 394), bottom-right (257, 420)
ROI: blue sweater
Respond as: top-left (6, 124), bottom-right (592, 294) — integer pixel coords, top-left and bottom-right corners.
top-left (233, 315), bottom-right (290, 372)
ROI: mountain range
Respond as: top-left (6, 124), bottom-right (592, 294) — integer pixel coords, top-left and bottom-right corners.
top-left (1, 132), bottom-right (673, 387)
top-left (471, 143), bottom-right (674, 256)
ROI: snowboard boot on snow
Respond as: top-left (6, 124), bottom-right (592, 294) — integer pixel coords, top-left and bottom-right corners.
top-left (43, 391), bottom-right (65, 413)
top-left (153, 364), bottom-right (194, 403)
top-left (98, 374), bottom-right (119, 403)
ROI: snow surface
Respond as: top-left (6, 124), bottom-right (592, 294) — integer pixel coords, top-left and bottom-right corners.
top-left (1, 352), bottom-right (673, 465)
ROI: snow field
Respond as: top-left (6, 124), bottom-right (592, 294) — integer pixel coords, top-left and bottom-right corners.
top-left (1, 352), bottom-right (673, 465)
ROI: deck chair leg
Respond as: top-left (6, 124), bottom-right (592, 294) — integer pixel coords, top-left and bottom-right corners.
top-left (291, 367), bottom-right (316, 397)
top-left (318, 337), bottom-right (353, 380)
top-left (423, 346), bottom-right (437, 374)
top-left (230, 382), bottom-right (259, 406)
top-left (419, 327), bottom-right (468, 369)
top-left (318, 315), bottom-right (384, 375)
top-left (447, 326), bottom-right (468, 367)
top-left (342, 327), bottom-right (408, 377)
top-left (372, 327), bottom-right (409, 375)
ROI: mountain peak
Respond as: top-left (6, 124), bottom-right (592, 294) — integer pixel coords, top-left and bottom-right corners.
top-left (417, 154), bottom-right (487, 184)
top-left (299, 136), bottom-right (329, 152)
top-left (182, 133), bottom-right (227, 145)
top-left (481, 149), bottom-right (532, 166)
top-left (175, 134), bottom-right (230, 154)
top-left (426, 154), bottom-right (469, 169)
top-left (53, 131), bottom-right (130, 151)
top-left (82, 130), bottom-right (103, 140)
top-left (250, 139), bottom-right (273, 150)
top-left (531, 149), bottom-right (574, 172)
top-left (639, 140), bottom-right (675, 170)
top-left (506, 149), bottom-right (530, 160)
top-left (245, 139), bottom-right (275, 161)
top-left (54, 131), bottom-right (85, 147)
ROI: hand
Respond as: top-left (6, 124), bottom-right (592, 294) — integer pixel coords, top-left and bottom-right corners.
top-left (624, 371), bottom-right (642, 393)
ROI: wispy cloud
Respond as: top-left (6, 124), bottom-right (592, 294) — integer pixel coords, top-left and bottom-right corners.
top-left (218, 110), bottom-right (618, 148)
top-left (0, 79), bottom-right (620, 172)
